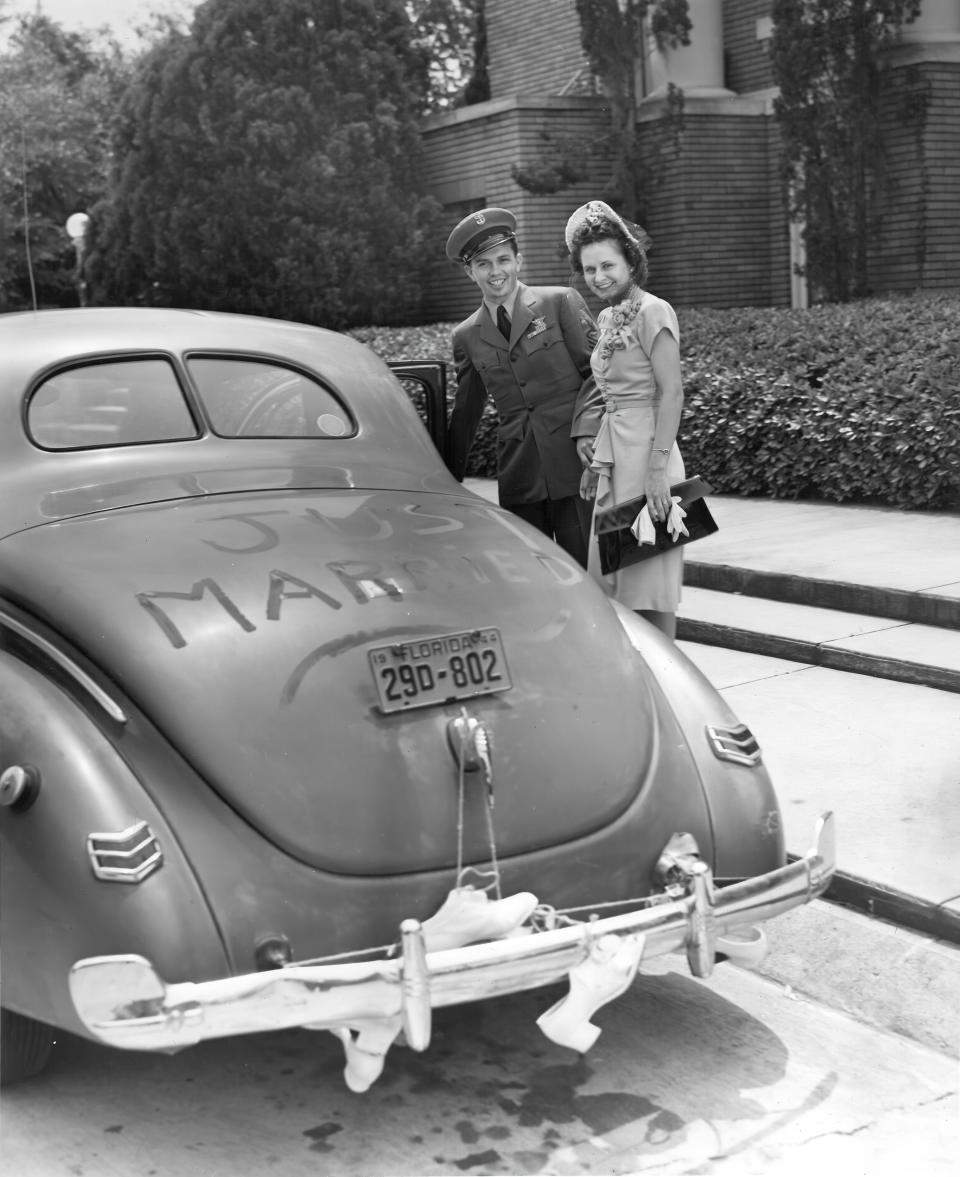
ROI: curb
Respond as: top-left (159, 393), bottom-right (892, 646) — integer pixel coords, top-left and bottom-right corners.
top-left (684, 561), bottom-right (960, 631)
top-left (788, 858), bottom-right (960, 948)
top-left (676, 617), bottom-right (960, 694)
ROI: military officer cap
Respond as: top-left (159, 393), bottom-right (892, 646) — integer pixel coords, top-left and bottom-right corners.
top-left (445, 207), bottom-right (518, 264)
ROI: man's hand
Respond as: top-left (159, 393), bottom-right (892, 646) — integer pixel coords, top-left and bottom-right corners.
top-left (576, 437), bottom-right (595, 467)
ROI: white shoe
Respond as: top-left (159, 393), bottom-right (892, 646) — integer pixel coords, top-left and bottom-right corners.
top-left (421, 887), bottom-right (538, 952)
top-left (537, 932), bottom-right (645, 1053)
top-left (334, 1016), bottom-right (402, 1093)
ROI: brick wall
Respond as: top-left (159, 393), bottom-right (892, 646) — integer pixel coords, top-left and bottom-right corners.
top-left (722, 0), bottom-right (775, 94)
top-left (870, 59), bottom-right (960, 292)
top-left (636, 97), bottom-right (791, 308)
top-left (921, 62), bottom-right (960, 287)
top-left (488, 0), bottom-right (589, 99)
top-left (416, 3), bottom-right (958, 318)
top-left (419, 93), bottom-right (793, 320)
top-left (766, 117), bottom-right (792, 307)
top-left (420, 97), bottom-right (612, 323)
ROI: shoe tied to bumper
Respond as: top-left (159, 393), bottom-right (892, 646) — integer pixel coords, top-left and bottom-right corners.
top-left (331, 887), bottom-right (539, 1091)
top-left (536, 931), bottom-right (646, 1053)
top-left (420, 887), bottom-right (538, 952)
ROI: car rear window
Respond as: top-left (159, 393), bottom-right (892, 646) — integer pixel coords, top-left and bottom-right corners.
top-left (188, 357), bottom-right (355, 439)
top-left (28, 359), bottom-right (199, 450)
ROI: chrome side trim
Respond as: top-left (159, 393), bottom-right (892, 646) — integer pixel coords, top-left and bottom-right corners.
top-left (87, 821), bottom-right (163, 883)
top-left (706, 722), bottom-right (762, 766)
top-left (0, 605), bottom-right (127, 724)
top-left (69, 813), bottom-right (836, 1053)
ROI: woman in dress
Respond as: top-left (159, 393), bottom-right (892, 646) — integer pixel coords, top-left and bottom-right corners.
top-left (566, 200), bottom-right (685, 638)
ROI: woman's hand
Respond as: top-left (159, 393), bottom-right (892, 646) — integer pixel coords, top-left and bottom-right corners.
top-left (644, 466), bottom-right (671, 521)
top-left (580, 466), bottom-right (599, 501)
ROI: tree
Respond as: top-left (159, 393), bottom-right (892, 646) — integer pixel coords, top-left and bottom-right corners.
top-left (770, 0), bottom-right (921, 303)
top-left (0, 14), bottom-right (128, 310)
top-left (511, 1), bottom-right (689, 224)
top-left (460, 0), bottom-right (489, 105)
top-left (407, 0), bottom-right (488, 109)
top-left (94, 0), bottom-right (443, 327)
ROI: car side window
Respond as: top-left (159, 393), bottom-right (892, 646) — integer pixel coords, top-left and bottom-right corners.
top-left (28, 359), bottom-right (198, 450)
top-left (188, 357), bottom-right (355, 439)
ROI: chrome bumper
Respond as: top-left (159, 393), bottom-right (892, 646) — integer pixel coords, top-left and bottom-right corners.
top-left (70, 813), bottom-right (834, 1058)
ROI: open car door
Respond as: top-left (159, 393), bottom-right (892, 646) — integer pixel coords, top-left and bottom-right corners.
top-left (387, 360), bottom-right (449, 467)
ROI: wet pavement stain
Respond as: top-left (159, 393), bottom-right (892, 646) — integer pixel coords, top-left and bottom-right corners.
top-left (452, 1148), bottom-right (503, 1171)
top-left (512, 1150), bottom-right (550, 1173)
top-left (303, 1122), bottom-right (344, 1153)
top-left (497, 1055), bottom-right (686, 1143)
top-left (455, 1119), bottom-right (480, 1144)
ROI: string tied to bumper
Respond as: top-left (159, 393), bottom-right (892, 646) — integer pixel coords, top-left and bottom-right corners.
top-left (448, 707), bottom-right (501, 899)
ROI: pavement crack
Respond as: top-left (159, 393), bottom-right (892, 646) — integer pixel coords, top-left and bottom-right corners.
top-left (800, 1090), bottom-right (957, 1148)
top-left (821, 620), bottom-right (913, 642)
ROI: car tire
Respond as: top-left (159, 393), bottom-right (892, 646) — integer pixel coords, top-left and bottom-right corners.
top-left (0, 1008), bottom-right (54, 1085)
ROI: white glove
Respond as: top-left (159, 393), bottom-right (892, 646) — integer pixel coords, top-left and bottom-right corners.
top-left (631, 496), bottom-right (688, 545)
top-left (665, 496), bottom-right (689, 542)
top-left (630, 509), bottom-right (657, 546)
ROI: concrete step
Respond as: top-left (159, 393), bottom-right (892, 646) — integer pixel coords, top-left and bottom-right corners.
top-left (684, 558), bottom-right (960, 630)
top-left (677, 585), bottom-right (960, 693)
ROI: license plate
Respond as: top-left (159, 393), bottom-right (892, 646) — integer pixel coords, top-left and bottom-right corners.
top-left (368, 628), bottom-right (513, 714)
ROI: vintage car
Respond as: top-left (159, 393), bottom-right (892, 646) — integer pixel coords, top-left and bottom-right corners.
top-left (0, 308), bottom-right (834, 1091)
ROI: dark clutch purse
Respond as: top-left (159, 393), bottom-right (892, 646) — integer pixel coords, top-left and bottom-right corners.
top-left (594, 475), bottom-right (718, 575)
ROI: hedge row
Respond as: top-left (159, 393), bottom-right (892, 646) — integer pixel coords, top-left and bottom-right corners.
top-left (352, 293), bottom-right (960, 510)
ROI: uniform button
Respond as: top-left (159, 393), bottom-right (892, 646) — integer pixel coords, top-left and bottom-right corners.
top-left (526, 405), bottom-right (534, 412)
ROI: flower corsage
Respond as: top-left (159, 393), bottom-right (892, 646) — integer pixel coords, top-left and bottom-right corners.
top-left (595, 286), bottom-right (644, 368)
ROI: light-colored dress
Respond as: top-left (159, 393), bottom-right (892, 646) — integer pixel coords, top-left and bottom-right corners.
top-left (587, 289), bottom-right (685, 611)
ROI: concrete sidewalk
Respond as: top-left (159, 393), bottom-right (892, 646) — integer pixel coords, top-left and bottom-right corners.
top-left (464, 479), bottom-right (960, 944)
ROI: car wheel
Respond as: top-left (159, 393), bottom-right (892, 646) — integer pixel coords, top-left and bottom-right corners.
top-left (1, 1008), bottom-right (54, 1084)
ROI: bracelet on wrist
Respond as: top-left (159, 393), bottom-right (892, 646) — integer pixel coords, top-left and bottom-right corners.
top-left (652, 446), bottom-right (670, 455)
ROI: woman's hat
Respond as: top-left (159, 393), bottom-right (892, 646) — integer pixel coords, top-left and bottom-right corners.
top-left (564, 200), bottom-right (650, 252)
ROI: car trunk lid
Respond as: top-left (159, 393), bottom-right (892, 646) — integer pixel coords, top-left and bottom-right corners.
top-left (0, 489), bottom-right (682, 875)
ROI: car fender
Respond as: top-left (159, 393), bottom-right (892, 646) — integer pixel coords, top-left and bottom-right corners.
top-left (611, 604), bottom-right (784, 879)
top-left (0, 648), bottom-right (228, 1038)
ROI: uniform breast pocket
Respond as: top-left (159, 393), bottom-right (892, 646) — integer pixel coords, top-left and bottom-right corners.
top-left (524, 329), bottom-right (574, 379)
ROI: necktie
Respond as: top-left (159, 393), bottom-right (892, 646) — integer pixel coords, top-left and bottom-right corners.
top-left (496, 304), bottom-right (511, 341)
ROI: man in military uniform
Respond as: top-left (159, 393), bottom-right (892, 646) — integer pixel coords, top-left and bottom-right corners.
top-left (445, 207), bottom-right (602, 567)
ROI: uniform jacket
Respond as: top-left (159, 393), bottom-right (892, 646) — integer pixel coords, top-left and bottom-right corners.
top-left (446, 283), bottom-right (602, 506)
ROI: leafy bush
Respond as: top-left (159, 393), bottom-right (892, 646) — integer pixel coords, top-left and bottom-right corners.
top-left (679, 293), bottom-right (959, 509)
top-left (353, 292), bottom-right (960, 509)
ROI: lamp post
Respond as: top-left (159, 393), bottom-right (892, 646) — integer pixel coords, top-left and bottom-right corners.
top-left (65, 212), bottom-right (91, 307)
